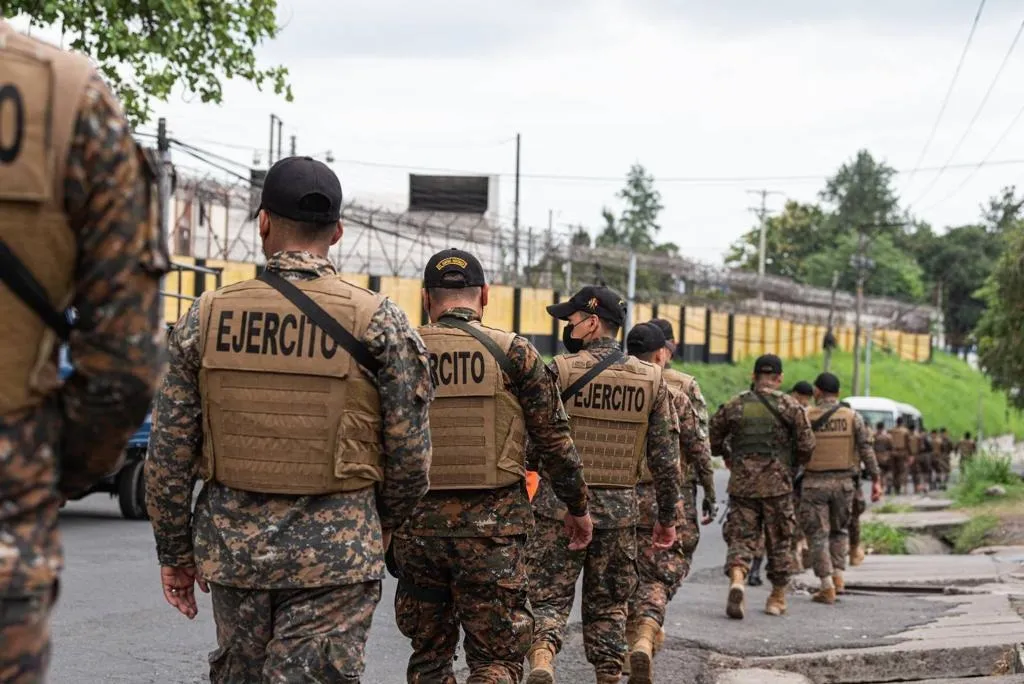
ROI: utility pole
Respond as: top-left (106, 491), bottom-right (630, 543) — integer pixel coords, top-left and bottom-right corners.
top-left (823, 270), bottom-right (840, 372)
top-left (850, 229), bottom-right (874, 395)
top-left (276, 118), bottom-right (283, 163)
top-left (624, 251), bottom-right (637, 351)
top-left (290, 135), bottom-right (297, 157)
top-left (513, 133), bottom-right (521, 279)
top-left (935, 280), bottom-right (946, 352)
top-left (865, 324), bottom-right (874, 396)
top-left (156, 118), bottom-right (172, 253)
top-left (268, 114), bottom-right (279, 165)
top-left (747, 189), bottom-right (783, 309)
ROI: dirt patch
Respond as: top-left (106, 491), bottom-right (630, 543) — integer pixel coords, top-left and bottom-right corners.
top-left (988, 513), bottom-right (1024, 547)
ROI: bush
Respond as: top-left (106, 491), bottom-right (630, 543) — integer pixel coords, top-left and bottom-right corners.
top-left (953, 514), bottom-right (999, 554)
top-left (861, 521), bottom-right (908, 555)
top-left (952, 454), bottom-right (1024, 507)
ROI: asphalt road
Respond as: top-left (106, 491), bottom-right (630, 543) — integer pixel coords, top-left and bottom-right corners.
top-left (49, 471), bottom-right (927, 683)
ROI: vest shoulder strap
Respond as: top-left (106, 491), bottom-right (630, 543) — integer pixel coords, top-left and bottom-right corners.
top-left (752, 390), bottom-right (792, 432)
top-left (0, 239), bottom-right (71, 340)
top-left (560, 350), bottom-right (624, 404)
top-left (811, 404), bottom-right (844, 432)
top-left (437, 317), bottom-right (517, 382)
top-left (257, 270), bottom-right (381, 375)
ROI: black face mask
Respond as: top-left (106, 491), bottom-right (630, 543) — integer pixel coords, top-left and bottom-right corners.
top-left (562, 323), bottom-right (584, 354)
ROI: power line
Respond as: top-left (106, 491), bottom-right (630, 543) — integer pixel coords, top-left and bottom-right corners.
top-left (906, 0), bottom-right (987, 187)
top-left (910, 15), bottom-right (1024, 209)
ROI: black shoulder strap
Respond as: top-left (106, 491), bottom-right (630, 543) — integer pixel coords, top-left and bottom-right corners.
top-left (560, 350), bottom-right (624, 404)
top-left (0, 239), bottom-right (71, 341)
top-left (437, 316), bottom-right (518, 381)
top-left (258, 270), bottom-right (381, 375)
top-left (811, 404), bottom-right (843, 432)
top-left (753, 391), bottom-right (793, 432)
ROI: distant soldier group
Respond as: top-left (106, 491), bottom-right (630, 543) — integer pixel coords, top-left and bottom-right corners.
top-left (878, 420), bottom-right (965, 495)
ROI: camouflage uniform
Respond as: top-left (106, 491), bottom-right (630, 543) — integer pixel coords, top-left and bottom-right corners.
top-left (799, 400), bottom-right (878, 580)
top-left (146, 252), bottom-right (433, 683)
top-left (889, 426), bottom-right (911, 495)
top-left (958, 437), bottom-right (977, 474)
top-left (914, 433), bottom-right (934, 491)
top-left (393, 308), bottom-right (589, 684)
top-left (872, 430), bottom-right (893, 494)
top-left (527, 338), bottom-right (680, 679)
top-left (936, 433), bottom-right (953, 487)
top-left (0, 36), bottom-right (167, 683)
top-left (709, 386), bottom-right (815, 587)
top-left (629, 374), bottom-right (712, 627)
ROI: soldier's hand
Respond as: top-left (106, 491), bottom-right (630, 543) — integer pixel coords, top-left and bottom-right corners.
top-left (701, 499), bottom-right (718, 525)
top-left (160, 565), bottom-right (208, 620)
top-left (564, 512), bottom-right (594, 550)
top-left (652, 522), bottom-right (676, 549)
top-left (871, 480), bottom-right (883, 502)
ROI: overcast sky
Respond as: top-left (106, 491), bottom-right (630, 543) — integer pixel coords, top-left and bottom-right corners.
top-left (17, 0), bottom-right (1024, 264)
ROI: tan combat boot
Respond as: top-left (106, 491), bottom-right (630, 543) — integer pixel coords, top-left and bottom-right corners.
top-left (526, 644), bottom-right (556, 684)
top-left (850, 544), bottom-right (866, 567)
top-left (812, 575), bottom-right (836, 605)
top-left (726, 566), bottom-right (747, 619)
top-left (833, 572), bottom-right (846, 594)
top-left (622, 621), bottom-right (637, 676)
top-left (765, 584), bottom-right (788, 616)
top-left (627, 617), bottom-right (660, 684)
top-left (653, 625), bottom-right (665, 654)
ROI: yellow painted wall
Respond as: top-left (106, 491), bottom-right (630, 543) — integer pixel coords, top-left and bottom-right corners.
top-left (633, 302), bottom-right (654, 328)
top-left (778, 320), bottom-right (794, 359)
top-left (746, 316), bottom-right (765, 357)
top-left (163, 257), bottom-right (195, 324)
top-left (763, 317), bottom-right (779, 356)
top-left (482, 285), bottom-right (515, 330)
top-left (732, 314), bottom-right (749, 361)
top-left (684, 307), bottom-right (706, 347)
top-left (341, 273), bottom-right (370, 289)
top-left (380, 277), bottom-right (423, 325)
top-left (710, 312), bottom-right (729, 355)
top-left (915, 334), bottom-right (930, 362)
top-left (519, 288), bottom-right (554, 335)
top-left (657, 306), bottom-right (682, 347)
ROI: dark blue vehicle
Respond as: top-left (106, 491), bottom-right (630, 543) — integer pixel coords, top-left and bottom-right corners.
top-left (58, 346), bottom-right (152, 519)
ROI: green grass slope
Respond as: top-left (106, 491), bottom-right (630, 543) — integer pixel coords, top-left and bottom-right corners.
top-left (675, 350), bottom-right (1024, 439)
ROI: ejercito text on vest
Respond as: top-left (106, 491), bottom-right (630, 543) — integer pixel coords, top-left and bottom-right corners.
top-left (198, 277), bottom-right (385, 496)
top-left (806, 405), bottom-right (857, 472)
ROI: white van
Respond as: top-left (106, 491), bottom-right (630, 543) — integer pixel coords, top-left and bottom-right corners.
top-left (896, 402), bottom-right (924, 431)
top-left (842, 396), bottom-right (902, 430)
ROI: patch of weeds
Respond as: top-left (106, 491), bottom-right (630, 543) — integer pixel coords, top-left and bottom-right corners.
top-left (861, 521), bottom-right (908, 555)
top-left (951, 455), bottom-right (1024, 508)
top-left (953, 514), bottom-right (1000, 554)
top-left (872, 502), bottom-right (915, 514)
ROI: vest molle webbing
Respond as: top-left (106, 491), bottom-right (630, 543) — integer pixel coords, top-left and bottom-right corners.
top-left (0, 28), bottom-right (95, 415)
top-left (638, 368), bottom-right (691, 484)
top-left (731, 391), bottom-right (786, 459)
top-left (198, 276), bottom-right (384, 495)
top-left (418, 322), bottom-right (526, 490)
top-left (555, 351), bottom-right (661, 488)
top-left (806, 405), bottom-right (857, 472)
top-left (890, 428), bottom-right (909, 452)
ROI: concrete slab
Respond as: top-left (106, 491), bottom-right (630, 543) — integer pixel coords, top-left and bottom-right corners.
top-left (715, 669), bottom-right (812, 683)
top-left (910, 678), bottom-right (1024, 684)
top-left (802, 553), bottom-right (1013, 589)
top-left (865, 510), bottom-right (970, 534)
top-left (971, 545), bottom-right (1024, 556)
top-left (872, 495), bottom-right (955, 512)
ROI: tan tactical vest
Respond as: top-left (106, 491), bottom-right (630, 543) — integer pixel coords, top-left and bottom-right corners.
top-left (0, 25), bottom-right (95, 415)
top-left (417, 321), bottom-right (526, 490)
top-left (639, 367), bottom-right (691, 484)
top-left (806, 405), bottom-right (857, 472)
top-left (198, 276), bottom-right (384, 495)
top-left (890, 427), bottom-right (909, 454)
top-left (555, 351), bottom-right (661, 488)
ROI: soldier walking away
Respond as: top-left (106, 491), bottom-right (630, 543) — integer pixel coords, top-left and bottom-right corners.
top-left (392, 249), bottom-right (593, 684)
top-left (889, 418), bottom-right (911, 495)
top-left (526, 287), bottom-right (681, 684)
top-left (936, 428), bottom-right (953, 490)
top-left (624, 323), bottom-right (715, 684)
top-left (914, 430), bottom-right (936, 493)
top-left (958, 432), bottom-right (977, 476)
top-left (709, 355), bottom-right (815, 620)
top-left (800, 374), bottom-right (881, 604)
top-left (851, 422), bottom-right (891, 565)
top-left (145, 157), bottom-right (434, 682)
top-left (0, 20), bottom-right (168, 683)
top-left (872, 422), bottom-right (893, 498)
top-left (790, 381), bottom-right (814, 408)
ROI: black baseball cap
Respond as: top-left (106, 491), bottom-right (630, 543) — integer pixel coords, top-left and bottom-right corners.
top-left (753, 354), bottom-right (783, 375)
top-left (423, 248), bottom-right (487, 288)
top-left (791, 381), bottom-right (814, 397)
top-left (648, 318), bottom-right (676, 350)
top-left (256, 156), bottom-right (343, 223)
top-left (626, 322), bottom-right (666, 356)
top-left (547, 286), bottom-right (626, 326)
top-left (814, 372), bottom-right (841, 394)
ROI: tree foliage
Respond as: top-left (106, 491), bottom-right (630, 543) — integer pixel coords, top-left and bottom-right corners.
top-left (975, 222), bottom-right (1024, 408)
top-left (5, 0), bottom-right (292, 125)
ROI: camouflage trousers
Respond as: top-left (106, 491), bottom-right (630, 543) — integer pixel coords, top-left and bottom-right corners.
top-left (723, 494), bottom-right (798, 586)
top-left (527, 516), bottom-right (638, 678)
top-left (848, 488), bottom-right (866, 552)
top-left (913, 454), bottom-right (934, 489)
top-left (935, 454), bottom-right (952, 476)
top-left (392, 533), bottom-right (531, 684)
top-left (628, 483), bottom-right (699, 627)
top-left (208, 580), bottom-right (380, 683)
top-left (798, 479), bottom-right (855, 578)
top-left (0, 583), bottom-right (57, 684)
top-left (890, 456), bottom-right (909, 494)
